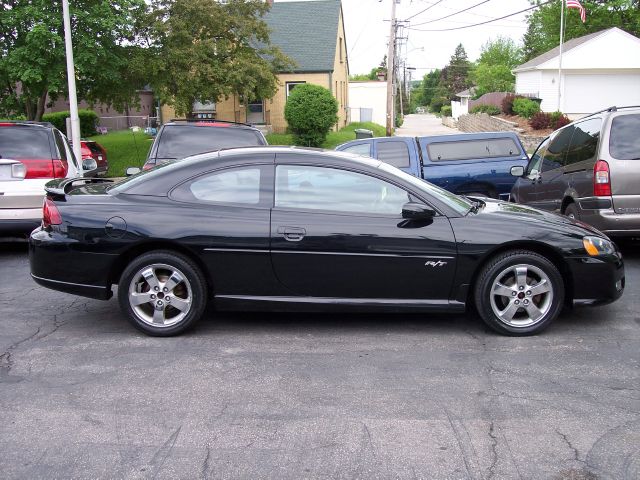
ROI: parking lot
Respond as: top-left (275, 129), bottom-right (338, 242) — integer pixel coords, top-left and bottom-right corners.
top-left (0, 239), bottom-right (638, 479)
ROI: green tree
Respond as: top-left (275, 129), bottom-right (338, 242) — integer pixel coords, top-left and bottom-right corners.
top-left (523, 0), bottom-right (640, 61)
top-left (141, 0), bottom-right (293, 117)
top-left (420, 69), bottom-right (441, 107)
top-left (284, 83), bottom-right (338, 147)
top-left (0, 0), bottom-right (147, 120)
top-left (439, 44), bottom-right (472, 101)
top-left (471, 37), bottom-right (523, 96)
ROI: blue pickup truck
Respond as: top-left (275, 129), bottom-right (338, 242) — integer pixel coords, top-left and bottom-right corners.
top-left (336, 132), bottom-right (529, 200)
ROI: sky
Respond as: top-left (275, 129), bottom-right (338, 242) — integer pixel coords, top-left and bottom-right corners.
top-left (277, 0), bottom-right (534, 78)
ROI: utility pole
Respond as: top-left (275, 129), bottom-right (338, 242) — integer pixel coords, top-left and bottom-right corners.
top-left (62, 0), bottom-right (82, 165)
top-left (557, 0), bottom-right (565, 112)
top-left (385, 0), bottom-right (397, 136)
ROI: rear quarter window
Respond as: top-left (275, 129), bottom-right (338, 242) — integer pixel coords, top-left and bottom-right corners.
top-left (376, 141), bottom-right (410, 167)
top-left (426, 138), bottom-right (520, 161)
top-left (609, 114), bottom-right (640, 160)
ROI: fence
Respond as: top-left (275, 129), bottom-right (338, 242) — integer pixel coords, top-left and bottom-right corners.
top-left (97, 116), bottom-right (158, 132)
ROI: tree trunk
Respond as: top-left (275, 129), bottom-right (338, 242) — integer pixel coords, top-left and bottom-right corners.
top-left (34, 90), bottom-right (48, 122)
top-left (25, 97), bottom-right (35, 121)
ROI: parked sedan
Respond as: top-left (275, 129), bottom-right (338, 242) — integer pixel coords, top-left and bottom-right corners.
top-left (29, 147), bottom-right (624, 336)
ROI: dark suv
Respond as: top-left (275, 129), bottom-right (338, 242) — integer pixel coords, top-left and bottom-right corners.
top-left (142, 120), bottom-right (267, 170)
top-left (510, 106), bottom-right (640, 237)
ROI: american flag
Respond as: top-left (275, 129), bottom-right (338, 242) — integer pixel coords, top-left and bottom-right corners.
top-left (566, 0), bottom-right (586, 23)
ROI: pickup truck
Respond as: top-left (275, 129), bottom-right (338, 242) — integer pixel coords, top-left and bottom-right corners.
top-left (336, 132), bottom-right (529, 200)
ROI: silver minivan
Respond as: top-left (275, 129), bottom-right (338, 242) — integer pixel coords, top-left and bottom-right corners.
top-left (510, 106), bottom-right (640, 237)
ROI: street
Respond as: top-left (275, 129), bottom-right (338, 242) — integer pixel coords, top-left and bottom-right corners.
top-left (395, 113), bottom-right (460, 137)
top-left (0, 239), bottom-right (638, 479)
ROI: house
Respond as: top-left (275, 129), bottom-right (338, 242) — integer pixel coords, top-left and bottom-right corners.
top-left (513, 27), bottom-right (640, 116)
top-left (160, 0), bottom-right (349, 134)
top-left (348, 81), bottom-right (386, 126)
top-left (451, 88), bottom-right (474, 119)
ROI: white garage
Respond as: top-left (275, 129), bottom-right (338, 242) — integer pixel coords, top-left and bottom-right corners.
top-left (514, 28), bottom-right (640, 116)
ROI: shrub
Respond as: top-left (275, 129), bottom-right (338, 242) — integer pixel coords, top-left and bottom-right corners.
top-left (284, 84), bottom-right (338, 147)
top-left (501, 94), bottom-right (525, 115)
top-left (469, 104), bottom-right (501, 115)
top-left (395, 114), bottom-right (404, 128)
top-left (550, 111), bottom-right (571, 129)
top-left (42, 109), bottom-right (99, 137)
top-left (529, 111), bottom-right (552, 130)
top-left (512, 98), bottom-right (541, 119)
top-left (429, 95), bottom-right (448, 113)
top-left (440, 105), bottom-right (452, 117)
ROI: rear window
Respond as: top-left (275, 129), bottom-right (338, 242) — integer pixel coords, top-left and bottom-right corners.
top-left (427, 138), bottom-right (520, 161)
top-left (155, 125), bottom-right (265, 160)
top-left (86, 142), bottom-right (103, 155)
top-left (609, 114), bottom-right (640, 160)
top-left (0, 127), bottom-right (51, 159)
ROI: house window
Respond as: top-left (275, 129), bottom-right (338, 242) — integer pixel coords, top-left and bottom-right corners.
top-left (339, 37), bottom-right (343, 63)
top-left (286, 82), bottom-right (306, 98)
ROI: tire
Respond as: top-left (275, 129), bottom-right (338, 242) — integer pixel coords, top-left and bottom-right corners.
top-left (474, 250), bottom-right (564, 336)
top-left (118, 250), bottom-right (208, 336)
top-left (564, 202), bottom-right (580, 220)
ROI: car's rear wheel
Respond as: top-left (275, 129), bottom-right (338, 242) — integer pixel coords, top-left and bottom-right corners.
top-left (118, 251), bottom-right (207, 336)
top-left (474, 250), bottom-right (564, 335)
top-left (564, 202), bottom-right (580, 220)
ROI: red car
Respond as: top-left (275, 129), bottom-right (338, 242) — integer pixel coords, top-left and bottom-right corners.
top-left (80, 140), bottom-right (108, 176)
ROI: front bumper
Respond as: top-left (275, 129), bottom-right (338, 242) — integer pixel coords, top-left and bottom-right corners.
top-left (29, 227), bottom-right (115, 300)
top-left (568, 253), bottom-right (625, 306)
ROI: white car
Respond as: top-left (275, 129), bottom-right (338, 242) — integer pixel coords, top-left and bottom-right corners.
top-left (0, 121), bottom-right (95, 234)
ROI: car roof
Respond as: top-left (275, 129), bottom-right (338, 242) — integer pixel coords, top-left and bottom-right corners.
top-left (0, 121), bottom-right (54, 129)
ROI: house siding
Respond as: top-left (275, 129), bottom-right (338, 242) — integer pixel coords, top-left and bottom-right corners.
top-left (515, 71), bottom-right (542, 98)
top-left (332, 8), bottom-right (349, 129)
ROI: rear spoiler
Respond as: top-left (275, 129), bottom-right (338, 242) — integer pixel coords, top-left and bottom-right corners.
top-left (44, 177), bottom-right (114, 199)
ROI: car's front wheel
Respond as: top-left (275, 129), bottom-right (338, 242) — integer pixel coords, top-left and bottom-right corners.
top-left (118, 250), bottom-right (207, 336)
top-left (474, 250), bottom-right (564, 335)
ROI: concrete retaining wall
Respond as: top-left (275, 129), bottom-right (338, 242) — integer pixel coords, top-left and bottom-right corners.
top-left (455, 113), bottom-right (545, 153)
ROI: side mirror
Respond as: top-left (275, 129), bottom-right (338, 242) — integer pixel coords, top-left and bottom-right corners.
top-left (126, 167), bottom-right (141, 176)
top-left (510, 166), bottom-right (525, 177)
top-left (402, 202), bottom-right (436, 220)
top-left (82, 158), bottom-right (97, 171)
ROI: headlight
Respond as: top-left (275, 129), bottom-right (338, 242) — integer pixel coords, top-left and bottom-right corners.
top-left (583, 236), bottom-right (615, 256)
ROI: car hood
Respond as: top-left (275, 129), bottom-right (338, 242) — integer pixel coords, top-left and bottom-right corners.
top-left (470, 198), bottom-right (606, 238)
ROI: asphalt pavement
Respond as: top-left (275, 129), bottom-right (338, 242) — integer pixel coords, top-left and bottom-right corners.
top-left (0, 239), bottom-right (638, 479)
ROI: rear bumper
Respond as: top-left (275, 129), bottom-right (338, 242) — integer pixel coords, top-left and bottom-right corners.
top-left (0, 208), bottom-right (41, 234)
top-left (577, 200), bottom-right (640, 237)
top-left (29, 227), bottom-right (115, 300)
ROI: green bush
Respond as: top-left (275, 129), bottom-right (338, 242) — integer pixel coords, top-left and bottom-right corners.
top-left (501, 94), bottom-right (525, 115)
top-left (440, 105), bottom-right (452, 117)
top-left (42, 109), bottom-right (99, 137)
top-left (284, 84), bottom-right (338, 147)
top-left (469, 104), bottom-right (501, 115)
top-left (512, 98), bottom-right (540, 119)
top-left (429, 96), bottom-right (448, 113)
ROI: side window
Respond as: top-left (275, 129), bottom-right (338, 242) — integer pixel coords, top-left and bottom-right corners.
top-left (342, 143), bottom-right (372, 157)
top-left (275, 165), bottom-right (411, 216)
top-left (543, 126), bottom-right (574, 171)
top-left (565, 118), bottom-right (601, 166)
top-left (172, 167), bottom-right (264, 206)
top-left (376, 141), bottom-right (410, 168)
top-left (527, 137), bottom-right (549, 177)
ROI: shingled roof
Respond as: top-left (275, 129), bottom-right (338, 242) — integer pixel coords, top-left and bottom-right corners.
top-left (265, 0), bottom-right (341, 72)
top-left (514, 29), bottom-right (610, 72)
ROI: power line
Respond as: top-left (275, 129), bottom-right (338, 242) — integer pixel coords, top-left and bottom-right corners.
top-left (410, 0), bottom-right (494, 27)
top-left (408, 0), bottom-right (554, 32)
top-left (405, 0), bottom-right (446, 21)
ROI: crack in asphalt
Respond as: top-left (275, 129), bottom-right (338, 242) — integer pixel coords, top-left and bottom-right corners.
top-left (200, 445), bottom-right (211, 480)
top-left (487, 422), bottom-right (499, 480)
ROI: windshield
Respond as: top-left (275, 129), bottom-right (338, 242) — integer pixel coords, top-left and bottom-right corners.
top-left (108, 159), bottom-right (184, 193)
top-left (377, 162), bottom-right (473, 215)
top-left (155, 125), bottom-right (266, 160)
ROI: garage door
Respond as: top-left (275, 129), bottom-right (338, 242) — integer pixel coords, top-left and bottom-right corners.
top-left (564, 73), bottom-right (640, 113)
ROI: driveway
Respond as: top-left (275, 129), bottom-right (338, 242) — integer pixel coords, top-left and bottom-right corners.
top-left (396, 113), bottom-right (460, 136)
top-left (0, 239), bottom-right (638, 479)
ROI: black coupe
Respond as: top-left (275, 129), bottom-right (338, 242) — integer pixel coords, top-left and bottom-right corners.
top-left (29, 147), bottom-right (625, 336)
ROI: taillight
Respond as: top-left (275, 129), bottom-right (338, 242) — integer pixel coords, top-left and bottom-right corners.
top-left (142, 163), bottom-right (154, 171)
top-left (21, 159), bottom-right (68, 179)
top-left (593, 160), bottom-right (611, 196)
top-left (42, 197), bottom-right (62, 228)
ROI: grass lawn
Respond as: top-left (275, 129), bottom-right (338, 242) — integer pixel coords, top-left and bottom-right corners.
top-left (88, 130), bottom-right (153, 177)
top-left (93, 122), bottom-right (387, 177)
top-left (266, 122), bottom-right (387, 149)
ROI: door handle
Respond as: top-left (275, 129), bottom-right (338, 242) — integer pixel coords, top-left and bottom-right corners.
top-left (277, 226), bottom-right (306, 242)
